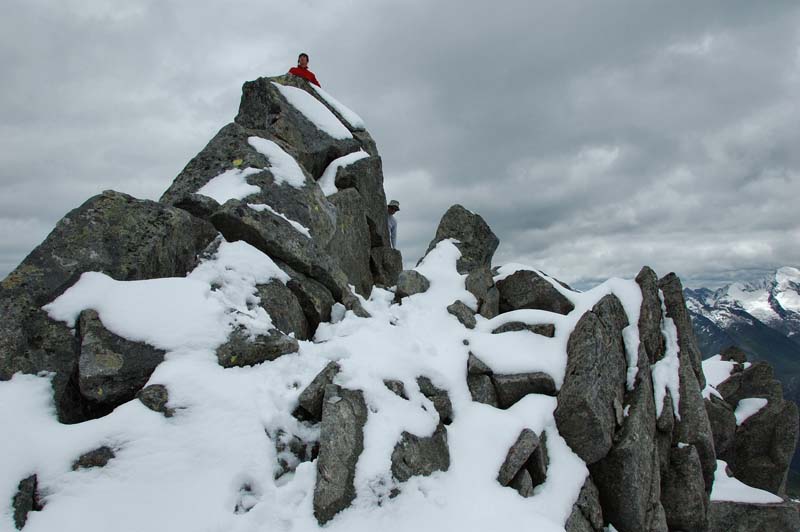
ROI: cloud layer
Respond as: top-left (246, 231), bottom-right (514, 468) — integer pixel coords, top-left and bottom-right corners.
top-left (1, 0), bottom-right (799, 287)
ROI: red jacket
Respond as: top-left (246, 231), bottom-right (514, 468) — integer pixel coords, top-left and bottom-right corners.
top-left (288, 66), bottom-right (320, 87)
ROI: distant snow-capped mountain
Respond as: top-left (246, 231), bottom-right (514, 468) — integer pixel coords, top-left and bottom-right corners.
top-left (686, 266), bottom-right (800, 348)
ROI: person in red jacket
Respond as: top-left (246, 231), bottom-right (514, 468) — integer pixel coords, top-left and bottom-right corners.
top-left (288, 53), bottom-right (321, 87)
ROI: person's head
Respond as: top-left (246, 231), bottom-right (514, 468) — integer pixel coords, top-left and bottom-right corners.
top-left (298, 53), bottom-right (309, 68)
top-left (388, 200), bottom-right (400, 215)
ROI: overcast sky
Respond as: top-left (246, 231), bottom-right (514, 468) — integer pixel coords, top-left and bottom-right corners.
top-left (2, 0), bottom-right (799, 288)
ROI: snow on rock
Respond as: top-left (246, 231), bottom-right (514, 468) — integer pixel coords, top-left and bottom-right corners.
top-left (734, 398), bottom-right (769, 426)
top-left (710, 460), bottom-right (783, 504)
top-left (652, 290), bottom-right (681, 418)
top-left (195, 167), bottom-right (262, 204)
top-left (701, 355), bottom-right (737, 399)
top-left (248, 203), bottom-right (312, 238)
top-left (318, 150), bottom-right (370, 196)
top-left (271, 82), bottom-right (353, 140)
top-left (247, 137), bottom-right (307, 188)
top-left (311, 85), bottom-right (367, 130)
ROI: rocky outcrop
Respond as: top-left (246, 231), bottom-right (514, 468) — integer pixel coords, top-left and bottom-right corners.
top-left (216, 327), bottom-right (299, 368)
top-left (255, 280), bottom-right (310, 340)
top-left (422, 204), bottom-right (498, 274)
top-left (465, 267), bottom-right (500, 319)
top-left (555, 295), bottom-right (627, 464)
top-left (12, 475), bottom-right (43, 530)
top-left (294, 361), bottom-right (340, 422)
top-left (496, 429), bottom-right (548, 496)
top-left (496, 270), bottom-right (575, 315)
top-left (395, 270), bottom-right (430, 300)
top-left (137, 384), bottom-right (174, 417)
top-left (446, 300), bottom-right (477, 329)
top-left (565, 477), bottom-right (604, 532)
top-left (391, 424), bottom-right (450, 482)
top-left (0, 190), bottom-right (217, 423)
top-left (708, 500), bottom-right (800, 532)
top-left (72, 446), bottom-right (116, 470)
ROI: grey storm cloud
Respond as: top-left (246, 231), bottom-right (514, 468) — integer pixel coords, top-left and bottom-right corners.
top-left (1, 0), bottom-right (799, 288)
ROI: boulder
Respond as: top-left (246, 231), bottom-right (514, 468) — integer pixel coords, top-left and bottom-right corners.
top-left (0, 190), bottom-right (217, 423)
top-left (137, 384), bottom-right (174, 417)
top-left (383, 379), bottom-right (408, 399)
top-left (491, 322), bottom-right (555, 337)
top-left (422, 205), bottom-right (498, 274)
top-left (497, 429), bottom-right (540, 486)
top-left (417, 377), bottom-right (453, 425)
top-left (467, 374), bottom-right (500, 407)
top-left (255, 280), bottom-right (310, 340)
top-left (492, 372), bottom-right (557, 408)
top-left (326, 188), bottom-right (373, 297)
top-left (234, 75), bottom-right (363, 180)
top-left (391, 423), bottom-right (450, 482)
top-left (447, 300), bottom-right (477, 329)
top-left (719, 345), bottom-right (748, 364)
top-left (496, 270), bottom-right (575, 315)
top-left (658, 273), bottom-right (705, 388)
top-left (555, 295), bottom-right (627, 464)
top-left (564, 476), bottom-right (604, 532)
top-left (708, 500), bottom-right (800, 532)
top-left (216, 328), bottom-right (299, 368)
top-left (72, 446), bottom-right (116, 470)
top-left (333, 155), bottom-right (390, 248)
top-left (716, 362), bottom-right (784, 404)
top-left (395, 270), bottom-right (430, 300)
top-left (370, 247), bottom-right (402, 288)
top-left (705, 394), bottom-right (737, 457)
top-left (76, 310), bottom-right (166, 414)
top-left (726, 398), bottom-right (798, 495)
top-left (661, 445), bottom-right (708, 532)
top-left (465, 267), bottom-right (500, 319)
top-left (467, 352), bottom-right (492, 375)
top-left (12, 475), bottom-right (42, 530)
top-left (313, 385), bottom-right (368, 524)
top-left (295, 361), bottom-right (340, 422)
top-left (635, 266), bottom-right (666, 364)
top-left (510, 469), bottom-right (535, 498)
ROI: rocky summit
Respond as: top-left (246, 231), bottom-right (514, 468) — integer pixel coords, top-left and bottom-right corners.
top-left (1, 74), bottom-right (798, 532)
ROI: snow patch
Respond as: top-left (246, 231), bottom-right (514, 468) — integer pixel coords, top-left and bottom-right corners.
top-left (734, 398), bottom-right (768, 426)
top-left (271, 82), bottom-right (353, 140)
top-left (310, 85), bottom-right (366, 130)
top-left (711, 460), bottom-right (783, 504)
top-left (701, 355), bottom-right (737, 400)
top-left (247, 137), bottom-right (306, 188)
top-left (195, 167), bottom-right (261, 204)
top-left (652, 290), bottom-right (681, 419)
top-left (318, 150), bottom-right (370, 196)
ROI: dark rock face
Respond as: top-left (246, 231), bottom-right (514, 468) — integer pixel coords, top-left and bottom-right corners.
top-left (313, 385), bottom-right (367, 524)
top-left (255, 280), bottom-right (309, 340)
top-left (76, 310), bottom-right (166, 412)
top-left (295, 362), bottom-right (340, 422)
top-left (0, 190), bottom-right (217, 423)
top-left (417, 377), bottom-right (454, 425)
top-left (216, 328), bottom-right (299, 368)
top-left (468, 374), bottom-right (500, 407)
top-left (491, 322), bottom-right (555, 337)
top-left (705, 394), bottom-right (736, 457)
top-left (446, 300), bottom-right (477, 329)
top-left (370, 247), bottom-right (402, 288)
top-left (278, 261), bottom-right (335, 335)
top-left (326, 189), bottom-right (373, 297)
top-left (72, 446), bottom-right (116, 470)
top-left (555, 295), bottom-right (627, 464)
top-left (661, 445), bottom-right (708, 532)
top-left (234, 75), bottom-right (363, 180)
top-left (12, 475), bottom-right (43, 530)
top-left (719, 345), bottom-right (748, 364)
top-left (635, 266), bottom-right (666, 364)
top-left (497, 429), bottom-right (541, 486)
top-left (137, 384), bottom-right (174, 417)
top-left (492, 372), bottom-right (557, 407)
top-left (333, 155), bottom-right (390, 248)
top-left (423, 205), bottom-right (498, 274)
top-left (658, 273), bottom-right (705, 388)
top-left (708, 500), bottom-right (800, 532)
top-left (465, 267), bottom-right (500, 319)
top-left (395, 270), bottom-right (430, 300)
top-left (565, 477), bottom-right (604, 532)
top-left (391, 424), bottom-right (450, 482)
top-left (726, 396), bottom-right (799, 495)
top-left (590, 374), bottom-right (667, 532)
top-left (496, 270), bottom-right (575, 315)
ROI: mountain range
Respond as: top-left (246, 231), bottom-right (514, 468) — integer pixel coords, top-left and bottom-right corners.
top-left (685, 266), bottom-right (800, 483)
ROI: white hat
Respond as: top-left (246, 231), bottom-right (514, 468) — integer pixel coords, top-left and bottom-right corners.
top-left (388, 200), bottom-right (400, 210)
